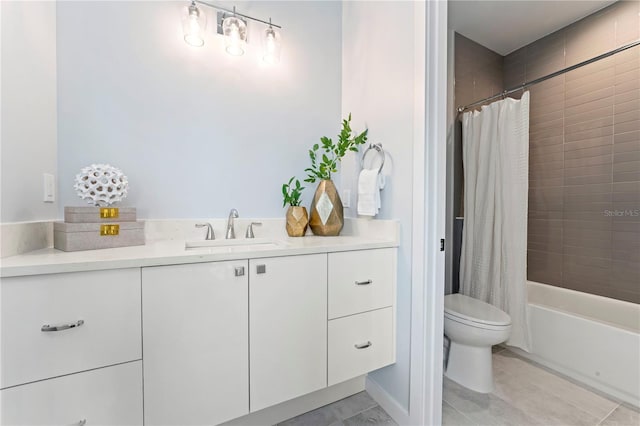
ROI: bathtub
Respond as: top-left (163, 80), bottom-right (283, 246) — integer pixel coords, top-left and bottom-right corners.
top-left (508, 281), bottom-right (640, 407)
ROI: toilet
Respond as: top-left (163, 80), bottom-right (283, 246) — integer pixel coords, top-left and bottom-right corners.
top-left (444, 293), bottom-right (511, 393)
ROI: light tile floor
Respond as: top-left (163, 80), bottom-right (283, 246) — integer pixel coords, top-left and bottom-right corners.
top-left (280, 347), bottom-right (639, 426)
top-left (277, 391), bottom-right (397, 426)
top-left (443, 347), bottom-right (640, 426)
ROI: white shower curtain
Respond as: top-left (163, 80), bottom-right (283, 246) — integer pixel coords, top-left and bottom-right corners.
top-left (460, 92), bottom-right (531, 352)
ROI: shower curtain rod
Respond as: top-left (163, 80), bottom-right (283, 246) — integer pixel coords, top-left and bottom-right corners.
top-left (456, 39), bottom-right (640, 114)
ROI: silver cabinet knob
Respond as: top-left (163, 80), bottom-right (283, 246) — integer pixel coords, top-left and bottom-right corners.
top-left (256, 264), bottom-right (266, 274)
top-left (355, 280), bottom-right (373, 286)
top-left (234, 266), bottom-right (245, 277)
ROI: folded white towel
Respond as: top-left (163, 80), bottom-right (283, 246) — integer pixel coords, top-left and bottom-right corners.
top-left (358, 168), bottom-right (381, 217)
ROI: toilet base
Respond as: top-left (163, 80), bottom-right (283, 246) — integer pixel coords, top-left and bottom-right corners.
top-left (445, 341), bottom-right (494, 393)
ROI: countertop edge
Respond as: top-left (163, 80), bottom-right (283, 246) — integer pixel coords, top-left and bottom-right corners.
top-left (0, 239), bottom-right (398, 278)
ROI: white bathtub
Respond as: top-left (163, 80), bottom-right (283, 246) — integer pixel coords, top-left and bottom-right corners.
top-left (508, 281), bottom-right (640, 407)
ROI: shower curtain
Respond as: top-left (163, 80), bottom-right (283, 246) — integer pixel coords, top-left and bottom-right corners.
top-left (460, 92), bottom-right (531, 351)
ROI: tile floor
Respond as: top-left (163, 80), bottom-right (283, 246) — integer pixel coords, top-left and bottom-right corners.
top-left (443, 347), bottom-right (640, 426)
top-left (277, 391), bottom-right (397, 426)
top-left (280, 347), bottom-right (639, 426)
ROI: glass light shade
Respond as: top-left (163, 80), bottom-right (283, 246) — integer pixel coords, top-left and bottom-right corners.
top-left (262, 27), bottom-right (282, 64)
top-left (222, 16), bottom-right (247, 56)
top-left (182, 2), bottom-right (206, 47)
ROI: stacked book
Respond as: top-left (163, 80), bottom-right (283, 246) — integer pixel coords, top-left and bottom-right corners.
top-left (54, 207), bottom-right (145, 252)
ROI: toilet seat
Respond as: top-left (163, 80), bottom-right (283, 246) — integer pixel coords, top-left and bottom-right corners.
top-left (445, 293), bottom-right (511, 329)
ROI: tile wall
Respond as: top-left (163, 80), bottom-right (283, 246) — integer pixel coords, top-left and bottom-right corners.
top-left (455, 1), bottom-right (639, 303)
top-left (503, 1), bottom-right (640, 303)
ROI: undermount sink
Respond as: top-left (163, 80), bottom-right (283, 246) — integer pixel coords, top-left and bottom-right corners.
top-left (185, 238), bottom-right (285, 251)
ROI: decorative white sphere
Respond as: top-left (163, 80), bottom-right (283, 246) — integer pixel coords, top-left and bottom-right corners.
top-left (74, 164), bottom-right (128, 207)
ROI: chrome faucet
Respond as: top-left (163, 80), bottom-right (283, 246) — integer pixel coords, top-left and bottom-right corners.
top-left (195, 223), bottom-right (215, 240)
top-left (226, 209), bottom-right (239, 239)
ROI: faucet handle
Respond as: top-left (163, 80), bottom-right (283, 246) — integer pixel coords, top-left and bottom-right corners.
top-left (196, 223), bottom-right (215, 240)
top-left (245, 222), bottom-right (262, 238)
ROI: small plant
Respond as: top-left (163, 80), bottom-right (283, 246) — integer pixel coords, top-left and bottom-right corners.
top-left (282, 177), bottom-right (305, 207)
top-left (305, 113), bottom-right (368, 183)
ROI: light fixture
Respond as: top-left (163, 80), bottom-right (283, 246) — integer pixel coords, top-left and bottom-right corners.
top-left (262, 19), bottom-right (282, 64)
top-left (222, 8), bottom-right (247, 56)
top-left (179, 1), bottom-right (283, 63)
top-left (182, 1), bottom-right (207, 47)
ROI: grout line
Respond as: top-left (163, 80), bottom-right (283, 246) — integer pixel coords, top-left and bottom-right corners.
top-left (444, 400), bottom-right (476, 426)
top-left (341, 403), bottom-right (381, 422)
top-left (597, 403), bottom-right (621, 425)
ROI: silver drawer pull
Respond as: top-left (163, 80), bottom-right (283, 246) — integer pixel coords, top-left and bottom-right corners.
top-left (354, 341), bottom-right (372, 349)
top-left (78, 420), bottom-right (87, 426)
top-left (41, 320), bottom-right (84, 332)
top-left (355, 279), bottom-right (372, 286)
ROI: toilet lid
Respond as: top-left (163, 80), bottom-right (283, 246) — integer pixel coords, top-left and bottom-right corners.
top-left (444, 293), bottom-right (511, 326)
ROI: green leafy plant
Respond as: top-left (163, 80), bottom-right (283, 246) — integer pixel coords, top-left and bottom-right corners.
top-left (305, 113), bottom-right (368, 183)
top-left (282, 177), bottom-right (305, 207)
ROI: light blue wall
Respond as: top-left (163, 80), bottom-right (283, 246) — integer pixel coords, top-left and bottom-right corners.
top-left (341, 1), bottom-right (416, 411)
top-left (1, 1), bottom-right (58, 223)
top-left (57, 1), bottom-right (342, 219)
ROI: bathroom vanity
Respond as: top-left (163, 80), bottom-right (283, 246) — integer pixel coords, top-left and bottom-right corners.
top-left (0, 220), bottom-right (398, 426)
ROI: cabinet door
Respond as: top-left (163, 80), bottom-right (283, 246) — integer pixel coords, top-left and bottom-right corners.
top-left (142, 261), bottom-right (249, 426)
top-left (249, 254), bottom-right (327, 412)
top-left (1, 361), bottom-right (143, 426)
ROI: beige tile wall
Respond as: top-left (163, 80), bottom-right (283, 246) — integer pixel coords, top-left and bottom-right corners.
top-left (455, 33), bottom-right (504, 111)
top-left (502, 0), bottom-right (640, 303)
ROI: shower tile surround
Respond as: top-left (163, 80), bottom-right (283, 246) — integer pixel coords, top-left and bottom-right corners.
top-left (455, 0), bottom-right (640, 304)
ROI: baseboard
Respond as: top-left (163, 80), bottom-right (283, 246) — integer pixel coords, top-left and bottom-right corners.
top-left (221, 376), bottom-right (366, 426)
top-left (365, 377), bottom-right (410, 425)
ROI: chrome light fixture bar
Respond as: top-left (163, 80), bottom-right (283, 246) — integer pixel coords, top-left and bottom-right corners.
top-left (182, 0), bottom-right (283, 63)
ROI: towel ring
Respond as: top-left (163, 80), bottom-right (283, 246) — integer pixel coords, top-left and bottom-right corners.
top-left (361, 143), bottom-right (385, 173)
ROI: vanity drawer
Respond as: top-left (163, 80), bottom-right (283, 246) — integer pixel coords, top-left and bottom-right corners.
top-left (328, 248), bottom-right (395, 319)
top-left (328, 307), bottom-right (394, 386)
top-left (1, 268), bottom-right (142, 388)
top-left (1, 361), bottom-right (143, 425)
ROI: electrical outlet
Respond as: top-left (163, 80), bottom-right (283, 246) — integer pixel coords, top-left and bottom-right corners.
top-left (43, 173), bottom-right (55, 203)
top-left (342, 189), bottom-right (351, 208)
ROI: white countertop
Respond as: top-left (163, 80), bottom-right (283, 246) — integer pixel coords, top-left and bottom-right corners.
top-left (0, 235), bottom-right (397, 278)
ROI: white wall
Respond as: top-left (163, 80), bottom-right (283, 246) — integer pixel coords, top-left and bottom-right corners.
top-left (56, 1), bottom-right (341, 219)
top-left (341, 1), bottom-right (416, 411)
top-left (1, 1), bottom-right (58, 223)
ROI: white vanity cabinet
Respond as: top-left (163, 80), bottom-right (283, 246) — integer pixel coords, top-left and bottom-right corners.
top-left (0, 237), bottom-right (397, 425)
top-left (327, 248), bottom-right (396, 386)
top-left (141, 261), bottom-right (250, 426)
top-left (0, 268), bottom-right (143, 425)
top-left (249, 254), bottom-right (328, 412)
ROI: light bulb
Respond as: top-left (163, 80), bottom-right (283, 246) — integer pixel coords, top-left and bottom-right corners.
top-left (262, 26), bottom-right (281, 64)
top-left (182, 2), bottom-right (206, 47)
top-left (223, 16), bottom-right (247, 56)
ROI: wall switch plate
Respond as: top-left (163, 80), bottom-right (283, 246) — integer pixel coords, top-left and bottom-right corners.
top-left (342, 189), bottom-right (351, 208)
top-left (43, 173), bottom-right (55, 203)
